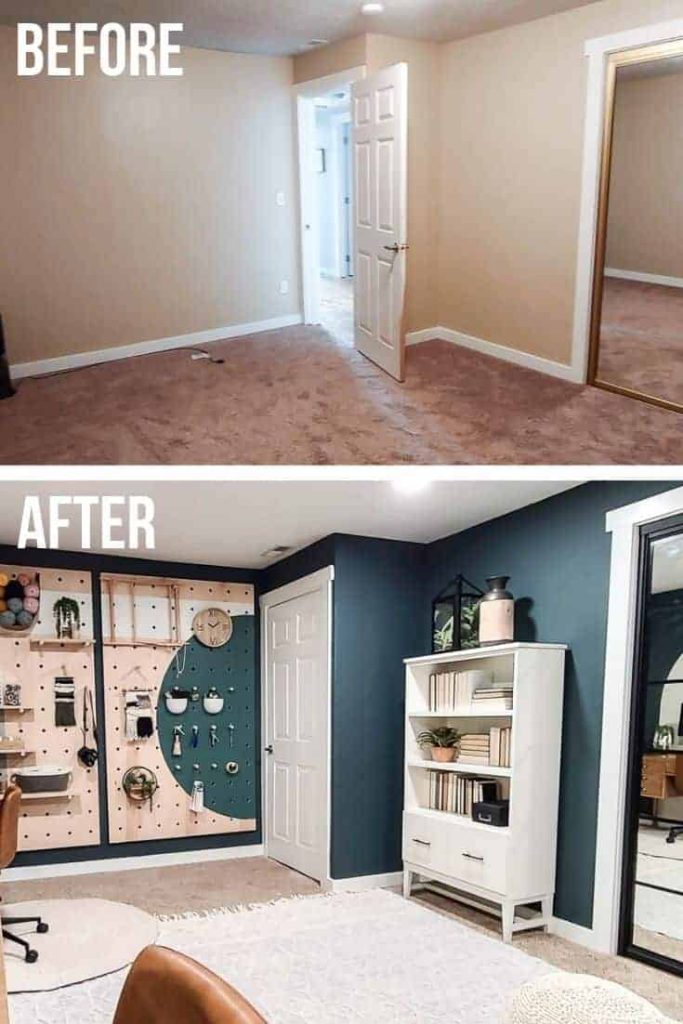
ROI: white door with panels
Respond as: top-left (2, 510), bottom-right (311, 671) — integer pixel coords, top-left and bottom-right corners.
top-left (261, 568), bottom-right (332, 883)
top-left (352, 62), bottom-right (408, 381)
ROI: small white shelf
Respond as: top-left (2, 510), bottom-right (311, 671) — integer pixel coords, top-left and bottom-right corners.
top-left (0, 706), bottom-right (33, 714)
top-left (0, 748), bottom-right (33, 757)
top-left (29, 638), bottom-right (95, 650)
top-left (408, 758), bottom-right (511, 777)
top-left (409, 806), bottom-right (510, 833)
top-left (408, 709), bottom-right (514, 718)
top-left (20, 789), bottom-right (74, 802)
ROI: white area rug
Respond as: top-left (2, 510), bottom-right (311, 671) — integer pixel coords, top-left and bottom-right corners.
top-left (9, 890), bottom-right (553, 1024)
top-left (4, 899), bottom-right (158, 995)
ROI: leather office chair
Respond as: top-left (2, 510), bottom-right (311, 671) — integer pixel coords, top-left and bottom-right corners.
top-left (113, 946), bottom-right (268, 1024)
top-left (0, 783), bottom-right (48, 962)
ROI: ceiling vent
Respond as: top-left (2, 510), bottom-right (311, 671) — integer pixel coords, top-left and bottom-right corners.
top-left (260, 545), bottom-right (293, 559)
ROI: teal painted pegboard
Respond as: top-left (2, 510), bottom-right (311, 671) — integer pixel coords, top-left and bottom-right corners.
top-left (156, 617), bottom-right (256, 821)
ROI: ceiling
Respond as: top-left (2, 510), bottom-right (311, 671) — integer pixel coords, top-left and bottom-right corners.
top-left (0, 0), bottom-right (601, 56)
top-left (0, 480), bottom-right (580, 568)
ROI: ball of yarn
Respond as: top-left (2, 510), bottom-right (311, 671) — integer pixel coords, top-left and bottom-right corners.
top-left (0, 573), bottom-right (8, 588)
top-left (0, 611), bottom-right (16, 628)
top-left (24, 584), bottom-right (39, 599)
top-left (16, 574), bottom-right (31, 588)
top-left (16, 610), bottom-right (33, 628)
top-left (4, 580), bottom-right (23, 602)
top-left (23, 597), bottom-right (39, 615)
top-left (7, 598), bottom-right (23, 614)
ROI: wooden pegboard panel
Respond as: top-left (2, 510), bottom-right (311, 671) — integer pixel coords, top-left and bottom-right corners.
top-left (102, 575), bottom-right (256, 844)
top-left (0, 566), bottom-right (99, 852)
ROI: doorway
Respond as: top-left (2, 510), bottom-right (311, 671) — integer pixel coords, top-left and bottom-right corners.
top-left (316, 93), bottom-right (354, 345)
top-left (620, 515), bottom-right (683, 976)
top-left (260, 567), bottom-right (333, 884)
top-left (587, 39), bottom-right (683, 413)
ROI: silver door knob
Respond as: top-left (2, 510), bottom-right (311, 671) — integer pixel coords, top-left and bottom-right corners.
top-left (383, 243), bottom-right (409, 252)
top-left (264, 745), bottom-right (273, 754)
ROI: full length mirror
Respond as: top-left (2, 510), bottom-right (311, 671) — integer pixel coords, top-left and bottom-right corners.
top-left (590, 50), bottom-right (683, 413)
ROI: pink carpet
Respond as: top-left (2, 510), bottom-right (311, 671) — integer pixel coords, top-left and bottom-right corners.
top-left (1, 324), bottom-right (681, 464)
top-left (598, 277), bottom-right (683, 406)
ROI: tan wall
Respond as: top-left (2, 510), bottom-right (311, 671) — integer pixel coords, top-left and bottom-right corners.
top-left (606, 70), bottom-right (683, 280)
top-left (0, 28), bottom-right (300, 363)
top-left (294, 33), bottom-right (440, 334)
top-left (436, 0), bottom-right (683, 366)
top-left (293, 35), bottom-right (367, 84)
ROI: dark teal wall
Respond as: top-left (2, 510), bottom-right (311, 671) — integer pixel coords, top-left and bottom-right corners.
top-left (423, 481), bottom-right (678, 928)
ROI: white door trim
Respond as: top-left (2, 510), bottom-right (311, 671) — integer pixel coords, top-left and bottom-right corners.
top-left (260, 565), bottom-right (334, 883)
top-left (571, 18), bottom-right (683, 383)
top-left (294, 68), bottom-right (366, 326)
top-left (592, 486), bottom-right (683, 954)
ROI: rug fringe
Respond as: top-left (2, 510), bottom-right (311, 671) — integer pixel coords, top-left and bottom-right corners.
top-left (156, 889), bottom-right (340, 923)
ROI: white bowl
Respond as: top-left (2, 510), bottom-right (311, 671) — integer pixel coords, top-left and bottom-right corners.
top-left (165, 695), bottom-right (188, 715)
top-left (203, 697), bottom-right (224, 715)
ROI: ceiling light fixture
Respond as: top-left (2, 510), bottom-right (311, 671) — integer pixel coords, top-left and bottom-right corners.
top-left (361, 2), bottom-right (385, 14)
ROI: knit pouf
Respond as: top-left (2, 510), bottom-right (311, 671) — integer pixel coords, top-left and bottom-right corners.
top-left (507, 973), bottom-right (674, 1024)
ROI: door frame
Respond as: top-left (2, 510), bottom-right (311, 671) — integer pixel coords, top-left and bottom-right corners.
top-left (593, 486), bottom-right (683, 954)
top-left (571, 18), bottom-right (683, 385)
top-left (260, 565), bottom-right (334, 884)
top-left (294, 67), bottom-right (366, 326)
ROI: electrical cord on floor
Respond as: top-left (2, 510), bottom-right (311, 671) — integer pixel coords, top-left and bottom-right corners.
top-left (16, 345), bottom-right (225, 383)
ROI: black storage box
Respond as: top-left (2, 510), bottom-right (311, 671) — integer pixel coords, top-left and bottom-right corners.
top-left (472, 799), bottom-right (509, 827)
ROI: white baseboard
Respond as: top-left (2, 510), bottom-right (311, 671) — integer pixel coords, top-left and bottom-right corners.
top-left (605, 267), bottom-right (683, 290)
top-left (11, 315), bottom-right (303, 380)
top-left (549, 915), bottom-right (607, 952)
top-left (327, 871), bottom-right (403, 893)
top-left (4, 843), bottom-right (264, 881)
top-left (405, 326), bottom-right (581, 383)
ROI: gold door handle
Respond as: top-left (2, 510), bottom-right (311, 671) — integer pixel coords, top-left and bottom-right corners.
top-left (383, 243), bottom-right (409, 253)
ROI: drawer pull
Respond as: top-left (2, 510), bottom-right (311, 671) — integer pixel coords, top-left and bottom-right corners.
top-left (462, 852), bottom-right (484, 862)
top-left (478, 814), bottom-right (492, 823)
top-left (412, 838), bottom-right (431, 846)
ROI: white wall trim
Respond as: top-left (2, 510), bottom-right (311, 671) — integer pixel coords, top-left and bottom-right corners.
top-left (326, 871), bottom-right (403, 893)
top-left (593, 485), bottom-right (683, 954)
top-left (548, 916), bottom-right (606, 952)
top-left (4, 843), bottom-right (264, 882)
top-left (10, 315), bottom-right (303, 381)
top-left (571, 19), bottom-right (683, 384)
top-left (260, 566), bottom-right (334, 886)
top-left (405, 326), bottom-right (581, 383)
top-left (605, 268), bottom-right (683, 291)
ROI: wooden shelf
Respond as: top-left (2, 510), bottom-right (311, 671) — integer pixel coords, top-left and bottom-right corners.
top-left (408, 709), bottom-right (513, 718)
top-left (0, 706), bottom-right (33, 714)
top-left (29, 638), bottom-right (95, 649)
top-left (408, 758), bottom-right (511, 777)
top-left (0, 748), bottom-right (33, 757)
top-left (409, 806), bottom-right (510, 833)
top-left (20, 789), bottom-right (74, 802)
top-left (102, 639), bottom-right (183, 649)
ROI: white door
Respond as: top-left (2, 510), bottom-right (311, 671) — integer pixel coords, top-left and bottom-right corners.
top-left (352, 62), bottom-right (408, 381)
top-left (262, 568), bottom-right (332, 882)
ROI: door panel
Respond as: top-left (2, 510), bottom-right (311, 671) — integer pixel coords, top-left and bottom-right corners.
top-left (352, 63), bottom-right (408, 381)
top-left (264, 581), bottom-right (330, 882)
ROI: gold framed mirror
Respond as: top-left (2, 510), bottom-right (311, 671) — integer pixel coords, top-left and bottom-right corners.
top-left (588, 39), bottom-right (683, 414)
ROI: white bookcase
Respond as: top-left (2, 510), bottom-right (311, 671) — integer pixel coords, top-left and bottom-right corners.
top-left (402, 642), bottom-right (566, 941)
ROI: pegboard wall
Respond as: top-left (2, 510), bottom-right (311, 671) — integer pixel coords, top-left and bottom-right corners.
top-left (102, 574), bottom-right (256, 844)
top-left (0, 566), bottom-right (100, 853)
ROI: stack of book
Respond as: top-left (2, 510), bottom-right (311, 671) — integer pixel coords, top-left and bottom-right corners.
top-left (489, 726), bottom-right (512, 767)
top-left (428, 671), bottom-right (475, 711)
top-left (459, 733), bottom-right (490, 765)
top-left (472, 685), bottom-right (513, 710)
top-left (429, 771), bottom-right (498, 816)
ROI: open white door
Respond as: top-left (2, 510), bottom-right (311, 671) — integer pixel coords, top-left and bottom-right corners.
top-left (261, 567), bottom-right (332, 883)
top-left (352, 62), bottom-right (408, 381)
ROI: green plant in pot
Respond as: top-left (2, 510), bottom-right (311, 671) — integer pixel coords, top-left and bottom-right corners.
top-left (417, 725), bottom-right (461, 763)
top-left (53, 596), bottom-right (81, 640)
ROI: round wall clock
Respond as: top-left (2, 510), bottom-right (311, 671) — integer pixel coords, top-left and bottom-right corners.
top-left (192, 607), bottom-right (233, 648)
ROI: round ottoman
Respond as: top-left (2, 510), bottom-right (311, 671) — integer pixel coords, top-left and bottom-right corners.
top-left (507, 973), bottom-right (674, 1024)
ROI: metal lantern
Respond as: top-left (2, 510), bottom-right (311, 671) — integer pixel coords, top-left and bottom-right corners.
top-left (431, 575), bottom-right (484, 653)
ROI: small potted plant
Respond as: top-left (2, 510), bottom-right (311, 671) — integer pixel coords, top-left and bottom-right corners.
top-left (417, 725), bottom-right (461, 763)
top-left (53, 596), bottom-right (81, 640)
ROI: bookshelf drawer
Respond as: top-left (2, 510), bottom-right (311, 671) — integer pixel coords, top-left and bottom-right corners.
top-left (450, 825), bottom-right (508, 894)
top-left (403, 812), bottom-right (451, 873)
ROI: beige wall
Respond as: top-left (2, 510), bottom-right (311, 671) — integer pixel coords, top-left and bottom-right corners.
top-left (606, 70), bottom-right (683, 280)
top-left (0, 28), bottom-right (300, 363)
top-left (436, 0), bottom-right (683, 365)
top-left (293, 35), bottom-right (367, 85)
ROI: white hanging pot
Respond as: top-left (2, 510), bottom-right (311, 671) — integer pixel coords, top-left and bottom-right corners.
top-left (203, 696), bottom-right (224, 715)
top-left (165, 694), bottom-right (188, 715)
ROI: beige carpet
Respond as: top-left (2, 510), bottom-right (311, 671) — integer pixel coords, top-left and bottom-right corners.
top-left (2, 326), bottom-right (682, 464)
top-left (3, 898), bottom-right (157, 994)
